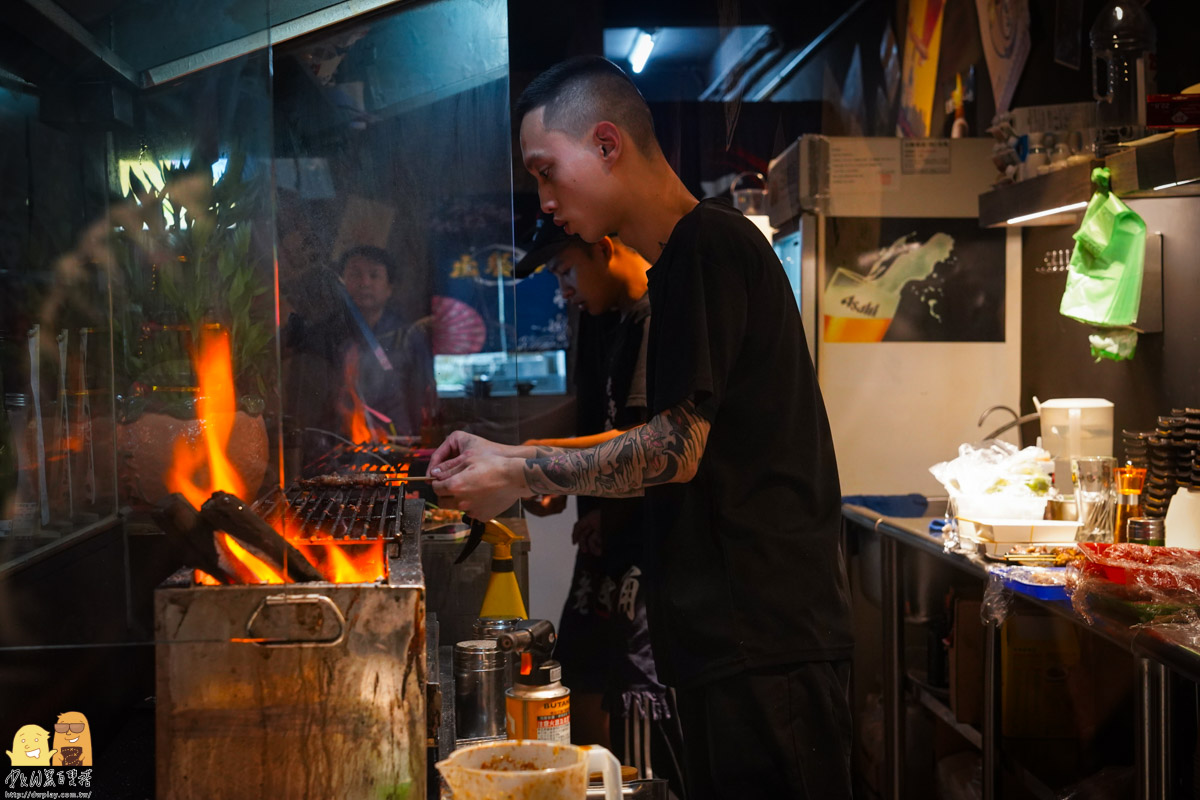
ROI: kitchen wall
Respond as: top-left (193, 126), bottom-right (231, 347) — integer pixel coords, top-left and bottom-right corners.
top-left (1019, 196), bottom-right (1200, 445)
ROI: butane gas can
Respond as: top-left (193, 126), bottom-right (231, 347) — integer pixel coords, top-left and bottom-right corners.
top-left (505, 659), bottom-right (570, 743)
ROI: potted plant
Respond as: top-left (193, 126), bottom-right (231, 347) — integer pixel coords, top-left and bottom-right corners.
top-left (109, 152), bottom-right (274, 506)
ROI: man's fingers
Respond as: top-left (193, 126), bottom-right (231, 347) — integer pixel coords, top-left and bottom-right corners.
top-left (431, 454), bottom-right (469, 479)
top-left (429, 431), bottom-right (468, 471)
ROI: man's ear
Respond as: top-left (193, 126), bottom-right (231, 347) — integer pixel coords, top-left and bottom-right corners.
top-left (597, 235), bottom-right (614, 261)
top-left (593, 121), bottom-right (621, 162)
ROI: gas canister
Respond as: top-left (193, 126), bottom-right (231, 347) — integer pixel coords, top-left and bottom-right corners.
top-left (505, 659), bottom-right (571, 743)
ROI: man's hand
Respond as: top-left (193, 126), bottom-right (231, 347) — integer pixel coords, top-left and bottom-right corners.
top-left (431, 448), bottom-right (530, 521)
top-left (429, 431), bottom-right (520, 474)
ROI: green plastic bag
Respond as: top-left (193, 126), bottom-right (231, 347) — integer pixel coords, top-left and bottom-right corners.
top-left (1059, 167), bottom-right (1146, 328)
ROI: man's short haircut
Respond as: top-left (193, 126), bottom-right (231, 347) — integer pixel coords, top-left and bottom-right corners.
top-left (515, 56), bottom-right (659, 157)
top-left (337, 245), bottom-right (397, 284)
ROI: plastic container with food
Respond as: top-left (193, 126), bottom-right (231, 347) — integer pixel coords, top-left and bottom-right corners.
top-left (957, 517), bottom-right (1080, 543)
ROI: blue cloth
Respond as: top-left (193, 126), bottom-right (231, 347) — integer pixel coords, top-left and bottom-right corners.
top-left (841, 493), bottom-right (929, 518)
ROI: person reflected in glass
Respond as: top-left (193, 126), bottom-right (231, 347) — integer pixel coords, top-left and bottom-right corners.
top-left (334, 245), bottom-right (436, 441)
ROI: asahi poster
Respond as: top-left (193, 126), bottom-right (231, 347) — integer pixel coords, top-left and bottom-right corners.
top-left (822, 217), bottom-right (1006, 343)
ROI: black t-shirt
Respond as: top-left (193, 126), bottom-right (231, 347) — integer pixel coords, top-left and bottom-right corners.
top-left (644, 198), bottom-right (853, 687)
top-left (574, 296), bottom-right (651, 578)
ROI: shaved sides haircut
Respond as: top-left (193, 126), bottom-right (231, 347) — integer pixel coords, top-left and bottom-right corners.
top-left (516, 56), bottom-right (660, 157)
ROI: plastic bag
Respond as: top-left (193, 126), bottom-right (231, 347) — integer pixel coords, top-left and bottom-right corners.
top-left (930, 441), bottom-right (1055, 514)
top-left (1059, 167), bottom-right (1146, 329)
top-left (1068, 542), bottom-right (1200, 630)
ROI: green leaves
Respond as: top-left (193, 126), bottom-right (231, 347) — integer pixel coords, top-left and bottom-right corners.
top-left (112, 150), bottom-right (274, 406)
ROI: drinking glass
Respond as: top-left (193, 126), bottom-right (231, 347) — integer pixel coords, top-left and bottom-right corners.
top-left (1073, 456), bottom-right (1116, 542)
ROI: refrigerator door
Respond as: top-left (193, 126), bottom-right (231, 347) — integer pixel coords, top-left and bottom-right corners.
top-left (809, 137), bottom-right (1022, 496)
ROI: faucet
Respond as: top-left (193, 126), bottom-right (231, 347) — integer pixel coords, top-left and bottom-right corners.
top-left (978, 405), bottom-right (1040, 447)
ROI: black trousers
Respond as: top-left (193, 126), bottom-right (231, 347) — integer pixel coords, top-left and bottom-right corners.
top-left (675, 660), bottom-right (853, 800)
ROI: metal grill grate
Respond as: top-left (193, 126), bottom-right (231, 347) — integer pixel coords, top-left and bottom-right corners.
top-left (253, 484), bottom-right (404, 542)
top-left (305, 441), bottom-right (421, 477)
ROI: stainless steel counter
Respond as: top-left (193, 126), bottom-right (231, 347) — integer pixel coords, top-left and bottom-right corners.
top-left (843, 503), bottom-right (1190, 800)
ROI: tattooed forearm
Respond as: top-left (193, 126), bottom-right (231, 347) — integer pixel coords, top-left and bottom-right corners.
top-left (523, 400), bottom-right (711, 498)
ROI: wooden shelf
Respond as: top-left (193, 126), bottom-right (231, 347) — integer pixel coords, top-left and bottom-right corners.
top-left (978, 130), bottom-right (1200, 227)
top-left (978, 160), bottom-right (1101, 228)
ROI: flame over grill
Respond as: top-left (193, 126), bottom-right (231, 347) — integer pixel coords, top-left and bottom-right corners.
top-left (158, 327), bottom-right (415, 586)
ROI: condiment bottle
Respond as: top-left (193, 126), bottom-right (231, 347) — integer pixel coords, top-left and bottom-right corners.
top-left (1113, 466), bottom-right (1146, 543)
top-left (1127, 517), bottom-right (1165, 547)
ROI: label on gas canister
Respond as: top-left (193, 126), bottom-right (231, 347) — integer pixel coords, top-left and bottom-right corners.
top-left (506, 694), bottom-right (570, 743)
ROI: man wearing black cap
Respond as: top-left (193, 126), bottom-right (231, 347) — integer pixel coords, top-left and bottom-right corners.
top-left (515, 218), bottom-right (683, 788)
top-left (431, 56), bottom-right (852, 799)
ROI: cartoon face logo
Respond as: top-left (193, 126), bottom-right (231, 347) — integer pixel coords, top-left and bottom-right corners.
top-left (51, 711), bottom-right (92, 767)
top-left (6, 724), bottom-right (57, 765)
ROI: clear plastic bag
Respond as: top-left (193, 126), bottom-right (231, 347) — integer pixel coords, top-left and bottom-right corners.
top-left (1068, 542), bottom-right (1200, 630)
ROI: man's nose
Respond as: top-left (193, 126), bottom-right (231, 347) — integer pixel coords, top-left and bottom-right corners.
top-left (539, 189), bottom-right (557, 213)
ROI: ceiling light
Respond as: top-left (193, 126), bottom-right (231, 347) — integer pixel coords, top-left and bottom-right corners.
top-left (628, 29), bottom-right (656, 74)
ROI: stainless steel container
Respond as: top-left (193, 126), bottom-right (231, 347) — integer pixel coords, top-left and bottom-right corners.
top-left (454, 639), bottom-right (507, 741)
top-left (473, 616), bottom-right (521, 688)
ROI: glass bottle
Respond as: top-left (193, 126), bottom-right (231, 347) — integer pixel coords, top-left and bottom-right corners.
top-left (1091, 0), bottom-right (1157, 153)
top-left (1113, 466), bottom-right (1146, 543)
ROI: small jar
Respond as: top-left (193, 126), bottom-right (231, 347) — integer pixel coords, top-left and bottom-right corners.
top-left (1126, 517), bottom-right (1165, 546)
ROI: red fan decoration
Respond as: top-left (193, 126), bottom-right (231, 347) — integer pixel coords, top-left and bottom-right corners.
top-left (430, 295), bottom-right (487, 355)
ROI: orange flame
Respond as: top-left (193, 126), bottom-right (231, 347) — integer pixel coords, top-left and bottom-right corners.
top-left (167, 327), bottom-right (387, 585)
top-left (166, 330), bottom-right (247, 507)
top-left (166, 329), bottom-right (286, 584)
top-left (295, 541), bottom-right (385, 583)
top-left (341, 348), bottom-right (388, 444)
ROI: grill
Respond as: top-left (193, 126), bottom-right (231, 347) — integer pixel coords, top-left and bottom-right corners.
top-left (305, 441), bottom-right (428, 481)
top-left (154, 483), bottom-right (427, 799)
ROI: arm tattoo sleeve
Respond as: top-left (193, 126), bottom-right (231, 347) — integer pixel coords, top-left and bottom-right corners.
top-left (523, 399), bottom-right (711, 498)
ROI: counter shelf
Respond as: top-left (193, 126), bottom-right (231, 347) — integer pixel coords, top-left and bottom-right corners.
top-left (844, 503), bottom-right (1182, 800)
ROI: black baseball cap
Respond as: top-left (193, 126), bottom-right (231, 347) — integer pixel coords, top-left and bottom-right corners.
top-left (513, 212), bottom-right (574, 278)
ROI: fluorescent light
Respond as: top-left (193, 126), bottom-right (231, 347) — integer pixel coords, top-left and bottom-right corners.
top-left (1006, 201), bottom-right (1088, 225)
top-left (1154, 176), bottom-right (1200, 191)
top-left (629, 30), bottom-right (656, 74)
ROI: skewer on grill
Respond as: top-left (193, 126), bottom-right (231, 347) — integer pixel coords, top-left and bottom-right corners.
top-left (201, 491), bottom-right (326, 582)
top-left (297, 473), bottom-right (433, 487)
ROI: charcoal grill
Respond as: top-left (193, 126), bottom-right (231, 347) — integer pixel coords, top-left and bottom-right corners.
top-left (155, 483), bottom-right (426, 800)
top-left (304, 441), bottom-right (427, 480)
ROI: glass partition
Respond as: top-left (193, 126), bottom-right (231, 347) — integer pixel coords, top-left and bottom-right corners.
top-left (0, 0), bottom-right (514, 731)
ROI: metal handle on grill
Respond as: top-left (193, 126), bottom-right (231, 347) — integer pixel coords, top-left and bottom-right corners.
top-left (244, 593), bottom-right (347, 647)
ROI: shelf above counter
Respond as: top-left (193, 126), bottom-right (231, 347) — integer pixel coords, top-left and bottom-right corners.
top-left (978, 130), bottom-right (1200, 228)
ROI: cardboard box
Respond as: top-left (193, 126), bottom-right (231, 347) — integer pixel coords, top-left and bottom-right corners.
top-left (1147, 94), bottom-right (1200, 129)
top-left (1001, 611), bottom-right (1080, 738)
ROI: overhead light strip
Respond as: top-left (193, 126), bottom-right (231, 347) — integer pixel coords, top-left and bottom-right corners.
top-left (1006, 201), bottom-right (1088, 225)
top-left (628, 30), bottom-right (656, 74)
top-left (1153, 176), bottom-right (1200, 191)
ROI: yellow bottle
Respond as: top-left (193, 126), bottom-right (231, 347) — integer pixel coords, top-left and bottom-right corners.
top-left (476, 519), bottom-right (528, 620)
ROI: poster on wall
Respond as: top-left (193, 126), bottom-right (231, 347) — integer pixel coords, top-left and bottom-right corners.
top-left (822, 217), bottom-right (1006, 343)
top-left (975, 0), bottom-right (1031, 113)
top-left (897, 0), bottom-right (946, 136)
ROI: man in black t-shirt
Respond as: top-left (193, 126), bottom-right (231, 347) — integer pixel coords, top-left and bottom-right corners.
top-left (431, 56), bottom-right (852, 799)
top-left (514, 223), bottom-right (684, 789)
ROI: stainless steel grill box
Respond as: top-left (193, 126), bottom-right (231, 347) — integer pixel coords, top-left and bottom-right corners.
top-left (155, 496), bottom-right (426, 799)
